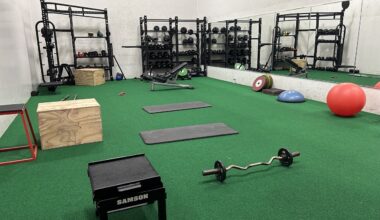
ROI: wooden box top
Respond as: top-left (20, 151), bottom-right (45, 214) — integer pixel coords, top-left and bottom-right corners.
top-left (37, 98), bottom-right (100, 113)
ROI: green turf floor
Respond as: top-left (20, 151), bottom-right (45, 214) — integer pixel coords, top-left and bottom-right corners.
top-left (272, 70), bottom-right (380, 87)
top-left (1, 78), bottom-right (380, 220)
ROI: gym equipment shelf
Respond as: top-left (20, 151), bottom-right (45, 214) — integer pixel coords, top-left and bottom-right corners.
top-left (206, 19), bottom-right (262, 70)
top-left (271, 1), bottom-right (352, 72)
top-left (129, 16), bottom-right (208, 77)
top-left (36, 0), bottom-right (114, 87)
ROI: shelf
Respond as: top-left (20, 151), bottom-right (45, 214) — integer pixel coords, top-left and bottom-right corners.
top-left (278, 35), bottom-right (296, 37)
top-left (74, 36), bottom-right (107, 39)
top-left (317, 40), bottom-right (339, 44)
top-left (298, 29), bottom-right (316, 32)
top-left (146, 30), bottom-right (170, 33)
top-left (75, 56), bottom-right (108, 59)
top-left (148, 58), bottom-right (172, 61)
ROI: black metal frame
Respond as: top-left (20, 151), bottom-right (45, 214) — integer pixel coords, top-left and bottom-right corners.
top-left (173, 16), bottom-right (208, 76)
top-left (138, 16), bottom-right (174, 73)
top-left (206, 19), bottom-right (262, 70)
top-left (36, 0), bottom-right (114, 83)
top-left (271, 3), bottom-right (350, 71)
top-left (126, 16), bottom-right (207, 77)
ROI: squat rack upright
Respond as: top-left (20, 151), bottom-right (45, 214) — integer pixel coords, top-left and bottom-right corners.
top-left (36, 0), bottom-right (114, 87)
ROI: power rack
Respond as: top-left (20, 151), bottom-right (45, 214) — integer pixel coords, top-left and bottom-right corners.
top-left (35, 0), bottom-right (114, 93)
top-left (271, 1), bottom-right (352, 71)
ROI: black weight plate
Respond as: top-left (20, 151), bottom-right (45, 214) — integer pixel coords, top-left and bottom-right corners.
top-left (278, 148), bottom-right (293, 167)
top-left (214, 160), bottom-right (226, 182)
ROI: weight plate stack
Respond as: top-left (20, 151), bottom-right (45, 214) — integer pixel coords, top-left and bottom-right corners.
top-left (252, 75), bottom-right (267, 92)
top-left (263, 74), bottom-right (273, 89)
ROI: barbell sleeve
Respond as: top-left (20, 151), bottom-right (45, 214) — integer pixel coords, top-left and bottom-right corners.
top-left (202, 169), bottom-right (220, 176)
top-left (292, 152), bottom-right (301, 157)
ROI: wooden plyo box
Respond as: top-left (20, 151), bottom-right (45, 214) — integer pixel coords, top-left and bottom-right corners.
top-left (37, 98), bottom-right (103, 150)
top-left (74, 68), bottom-right (105, 86)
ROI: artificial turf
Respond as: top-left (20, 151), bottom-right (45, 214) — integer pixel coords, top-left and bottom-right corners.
top-left (272, 69), bottom-right (380, 87)
top-left (1, 77), bottom-right (380, 219)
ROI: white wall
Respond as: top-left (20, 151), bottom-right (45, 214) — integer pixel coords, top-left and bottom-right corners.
top-left (197, 0), bottom-right (348, 22)
top-left (0, 1), bottom-right (35, 137)
top-left (29, 0), bottom-right (199, 80)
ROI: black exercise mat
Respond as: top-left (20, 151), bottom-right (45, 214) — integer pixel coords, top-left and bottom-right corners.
top-left (143, 101), bottom-right (211, 114)
top-left (140, 123), bottom-right (238, 144)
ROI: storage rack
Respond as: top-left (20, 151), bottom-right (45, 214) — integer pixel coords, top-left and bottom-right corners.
top-left (133, 16), bottom-right (207, 77)
top-left (138, 16), bottom-right (174, 73)
top-left (173, 16), bottom-right (208, 76)
top-left (36, 0), bottom-right (114, 82)
top-left (206, 19), bottom-right (262, 70)
top-left (271, 2), bottom-right (350, 71)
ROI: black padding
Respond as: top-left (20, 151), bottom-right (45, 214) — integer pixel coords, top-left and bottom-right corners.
top-left (143, 101), bottom-right (211, 114)
top-left (0, 104), bottom-right (25, 113)
top-left (140, 123), bottom-right (238, 145)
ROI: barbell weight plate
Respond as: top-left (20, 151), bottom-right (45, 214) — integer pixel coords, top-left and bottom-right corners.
top-left (264, 74), bottom-right (273, 89)
top-left (214, 160), bottom-right (227, 182)
top-left (252, 76), bottom-right (267, 92)
top-left (278, 148), bottom-right (293, 167)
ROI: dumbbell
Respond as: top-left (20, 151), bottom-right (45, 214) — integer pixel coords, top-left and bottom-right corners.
top-left (202, 148), bottom-right (300, 182)
top-left (211, 39), bottom-right (217, 44)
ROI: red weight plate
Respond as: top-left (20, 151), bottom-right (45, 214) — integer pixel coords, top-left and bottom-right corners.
top-left (252, 76), bottom-right (267, 92)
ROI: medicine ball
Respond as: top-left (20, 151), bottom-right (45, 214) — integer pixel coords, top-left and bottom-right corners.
top-left (243, 35), bottom-right (249, 41)
top-left (237, 35), bottom-right (243, 41)
top-left (228, 35), bottom-right (233, 41)
top-left (220, 27), bottom-right (227, 34)
top-left (229, 26), bottom-right (235, 32)
top-left (212, 27), bottom-right (219, 34)
top-left (115, 73), bottom-right (123, 81)
top-left (236, 26), bottom-right (241, 31)
top-left (161, 26), bottom-right (168, 32)
top-left (180, 27), bottom-right (187, 34)
top-left (187, 37), bottom-right (194, 44)
top-left (163, 35), bottom-right (171, 42)
top-left (183, 38), bottom-right (189, 44)
top-left (211, 39), bottom-right (217, 44)
top-left (188, 29), bottom-right (194, 35)
top-left (153, 26), bottom-right (160, 31)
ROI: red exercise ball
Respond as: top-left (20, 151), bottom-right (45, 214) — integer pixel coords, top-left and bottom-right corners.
top-left (374, 82), bottom-right (380, 89)
top-left (327, 83), bottom-right (366, 117)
